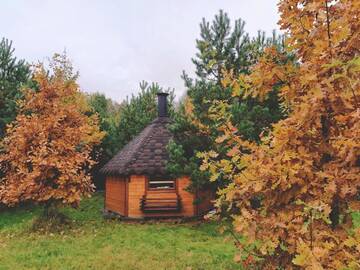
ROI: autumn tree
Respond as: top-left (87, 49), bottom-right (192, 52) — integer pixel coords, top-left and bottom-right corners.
top-left (0, 38), bottom-right (31, 137)
top-left (200, 0), bottom-right (360, 268)
top-left (0, 56), bottom-right (104, 215)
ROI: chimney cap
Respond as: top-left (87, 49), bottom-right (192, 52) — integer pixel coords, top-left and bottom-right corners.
top-left (157, 92), bottom-right (169, 96)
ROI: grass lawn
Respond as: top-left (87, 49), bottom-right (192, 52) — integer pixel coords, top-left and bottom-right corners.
top-left (1, 194), bottom-right (359, 270)
top-left (0, 193), bottom-right (239, 270)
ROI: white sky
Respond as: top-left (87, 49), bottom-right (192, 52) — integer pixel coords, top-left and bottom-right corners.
top-left (0, 0), bottom-right (280, 102)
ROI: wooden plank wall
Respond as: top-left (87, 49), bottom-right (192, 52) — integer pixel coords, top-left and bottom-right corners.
top-left (177, 176), bottom-right (195, 217)
top-left (105, 175), bottom-right (212, 218)
top-left (127, 175), bottom-right (146, 218)
top-left (105, 176), bottom-right (126, 215)
top-left (127, 175), bottom-right (196, 218)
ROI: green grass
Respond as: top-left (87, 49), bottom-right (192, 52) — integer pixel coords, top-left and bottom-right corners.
top-left (0, 193), bottom-right (239, 270)
top-left (352, 211), bottom-right (360, 228)
top-left (1, 194), bottom-right (359, 270)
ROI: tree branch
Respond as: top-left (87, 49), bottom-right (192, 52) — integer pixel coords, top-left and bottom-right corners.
top-left (325, 0), bottom-right (333, 58)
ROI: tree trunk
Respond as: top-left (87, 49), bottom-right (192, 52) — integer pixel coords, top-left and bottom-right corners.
top-left (43, 200), bottom-right (59, 219)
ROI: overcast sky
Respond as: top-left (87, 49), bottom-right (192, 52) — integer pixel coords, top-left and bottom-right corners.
top-left (1, 0), bottom-right (280, 102)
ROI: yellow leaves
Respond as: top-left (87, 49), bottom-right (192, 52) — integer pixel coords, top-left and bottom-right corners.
top-left (293, 239), bottom-right (324, 270)
top-left (215, 134), bottom-right (228, 144)
top-left (313, 39), bottom-right (330, 57)
top-left (0, 64), bottom-right (102, 207)
top-left (209, 172), bottom-right (220, 182)
top-left (219, 159), bottom-right (233, 174)
top-left (198, 162), bottom-right (208, 172)
top-left (221, 70), bottom-right (233, 89)
top-left (184, 97), bottom-right (213, 134)
top-left (223, 46), bottom-right (298, 103)
top-left (207, 59), bottom-right (217, 69)
top-left (184, 96), bottom-right (195, 117)
top-left (196, 1), bottom-right (360, 268)
top-left (208, 100), bottom-right (231, 122)
top-left (310, 87), bottom-right (323, 99)
top-left (207, 150), bottom-right (218, 158)
top-left (197, 150), bottom-right (222, 182)
top-left (259, 239), bottom-right (279, 256)
top-left (282, 151), bottom-right (294, 162)
top-left (222, 71), bottom-right (250, 98)
top-left (331, 18), bottom-right (351, 47)
top-left (233, 74), bottom-right (250, 98)
top-left (234, 214), bottom-right (257, 243)
top-left (343, 236), bottom-right (358, 249)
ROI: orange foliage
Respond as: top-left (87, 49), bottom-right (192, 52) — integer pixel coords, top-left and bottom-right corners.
top-left (0, 66), bottom-right (104, 207)
top-left (200, 0), bottom-right (360, 268)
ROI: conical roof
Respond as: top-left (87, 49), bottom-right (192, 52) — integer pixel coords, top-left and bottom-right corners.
top-left (100, 117), bottom-right (172, 178)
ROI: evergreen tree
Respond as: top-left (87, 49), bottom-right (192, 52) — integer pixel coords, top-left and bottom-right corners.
top-left (167, 10), bottom-right (285, 190)
top-left (117, 81), bottom-right (175, 148)
top-left (88, 92), bottom-right (121, 158)
top-left (0, 38), bottom-right (31, 137)
top-left (192, 10), bottom-right (250, 84)
top-left (87, 92), bottom-right (121, 189)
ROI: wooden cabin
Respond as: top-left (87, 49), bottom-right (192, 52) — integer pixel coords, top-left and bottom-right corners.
top-left (100, 93), bottom-right (213, 218)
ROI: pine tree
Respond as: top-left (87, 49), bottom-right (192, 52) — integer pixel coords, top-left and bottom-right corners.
top-left (87, 92), bottom-right (121, 190)
top-left (167, 10), bottom-right (285, 190)
top-left (192, 9), bottom-right (250, 84)
top-left (117, 81), bottom-right (175, 148)
top-left (88, 92), bottom-right (121, 158)
top-left (0, 38), bottom-right (31, 137)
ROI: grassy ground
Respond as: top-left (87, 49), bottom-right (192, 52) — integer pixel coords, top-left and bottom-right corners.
top-left (1, 194), bottom-right (359, 270)
top-left (0, 193), bottom-right (239, 270)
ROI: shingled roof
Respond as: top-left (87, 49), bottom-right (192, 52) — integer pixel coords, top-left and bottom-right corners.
top-left (100, 117), bottom-right (172, 177)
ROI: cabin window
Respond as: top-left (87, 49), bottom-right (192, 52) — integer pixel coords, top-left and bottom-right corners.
top-left (148, 179), bottom-right (175, 190)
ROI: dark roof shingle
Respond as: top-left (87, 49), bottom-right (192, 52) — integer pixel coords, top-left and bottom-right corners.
top-left (100, 117), bottom-right (172, 177)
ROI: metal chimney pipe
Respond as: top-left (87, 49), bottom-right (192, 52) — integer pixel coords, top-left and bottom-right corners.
top-left (157, 92), bottom-right (169, 117)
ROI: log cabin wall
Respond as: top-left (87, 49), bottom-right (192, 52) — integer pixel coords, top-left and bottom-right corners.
top-left (127, 175), bottom-right (146, 218)
top-left (105, 175), bottom-right (212, 218)
top-left (105, 176), bottom-right (127, 215)
top-left (126, 175), bottom-right (196, 218)
top-left (177, 176), bottom-right (196, 217)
